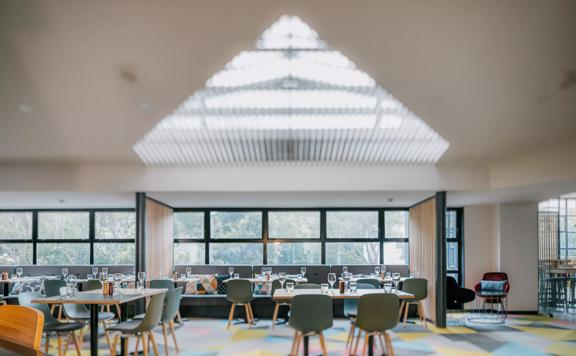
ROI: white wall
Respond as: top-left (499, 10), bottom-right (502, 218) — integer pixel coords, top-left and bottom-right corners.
top-left (463, 205), bottom-right (497, 290)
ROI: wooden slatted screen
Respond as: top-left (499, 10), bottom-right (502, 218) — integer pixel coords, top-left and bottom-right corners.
top-left (145, 198), bottom-right (174, 280)
top-left (409, 197), bottom-right (437, 324)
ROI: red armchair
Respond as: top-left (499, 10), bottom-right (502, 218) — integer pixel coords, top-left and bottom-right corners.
top-left (474, 272), bottom-right (510, 295)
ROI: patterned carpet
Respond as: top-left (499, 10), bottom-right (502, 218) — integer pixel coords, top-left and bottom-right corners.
top-left (55, 314), bottom-right (576, 355)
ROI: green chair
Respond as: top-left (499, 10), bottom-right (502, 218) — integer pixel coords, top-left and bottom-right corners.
top-left (289, 294), bottom-right (333, 356)
top-left (226, 279), bottom-right (254, 329)
top-left (355, 278), bottom-right (381, 288)
top-left (149, 279), bottom-right (175, 290)
top-left (344, 284), bottom-right (375, 350)
top-left (294, 283), bottom-right (320, 289)
top-left (159, 287), bottom-right (183, 355)
top-left (270, 279), bottom-right (295, 328)
top-left (353, 293), bottom-right (399, 356)
top-left (107, 292), bottom-right (166, 356)
top-left (19, 291), bottom-right (84, 356)
top-left (43, 279), bottom-right (66, 319)
top-left (400, 278), bottom-right (428, 327)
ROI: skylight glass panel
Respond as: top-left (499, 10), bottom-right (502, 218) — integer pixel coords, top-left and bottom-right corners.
top-left (134, 15), bottom-right (449, 166)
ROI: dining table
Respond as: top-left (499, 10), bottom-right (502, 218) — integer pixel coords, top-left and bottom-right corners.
top-left (32, 287), bottom-right (167, 356)
top-left (273, 288), bottom-right (414, 356)
top-left (0, 337), bottom-right (47, 356)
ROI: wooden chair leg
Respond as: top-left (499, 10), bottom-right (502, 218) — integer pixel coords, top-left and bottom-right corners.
top-left (115, 304), bottom-right (122, 318)
top-left (58, 305), bottom-right (63, 320)
top-left (134, 335), bottom-right (141, 356)
top-left (142, 333), bottom-right (149, 356)
top-left (403, 302), bottom-right (410, 326)
top-left (419, 302), bottom-right (427, 328)
top-left (346, 323), bottom-right (355, 349)
top-left (110, 333), bottom-right (120, 356)
top-left (149, 331), bottom-right (160, 356)
top-left (244, 304), bottom-right (252, 326)
top-left (248, 303), bottom-right (255, 323)
top-left (176, 310), bottom-right (183, 324)
top-left (293, 332), bottom-right (302, 356)
top-left (45, 334), bottom-right (50, 353)
top-left (123, 336), bottom-right (129, 356)
top-left (169, 320), bottom-right (180, 353)
top-left (57, 335), bottom-right (63, 356)
top-left (102, 320), bottom-right (112, 347)
top-left (71, 331), bottom-right (82, 356)
top-left (318, 332), bottom-right (328, 356)
top-left (353, 329), bottom-right (362, 356)
top-left (289, 331), bottom-right (298, 356)
top-left (227, 303), bottom-right (236, 329)
top-left (384, 332), bottom-right (395, 356)
top-left (63, 333), bottom-right (72, 355)
top-left (398, 301), bottom-right (405, 323)
top-left (161, 323), bottom-right (170, 356)
top-left (271, 303), bottom-right (280, 328)
top-left (361, 332), bottom-right (370, 356)
top-left (378, 334), bottom-right (385, 353)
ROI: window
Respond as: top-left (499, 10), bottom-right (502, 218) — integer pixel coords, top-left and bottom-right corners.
top-left (326, 211), bottom-right (378, 239)
top-left (0, 212), bottom-right (32, 239)
top-left (269, 211), bottom-right (320, 239)
top-left (446, 209), bottom-right (463, 284)
top-left (174, 243), bottom-right (205, 265)
top-left (210, 243), bottom-right (263, 265)
top-left (383, 242), bottom-right (409, 265)
top-left (38, 212), bottom-right (89, 239)
top-left (267, 242), bottom-right (321, 264)
top-left (94, 243), bottom-right (135, 265)
top-left (0, 243), bottom-right (32, 265)
top-left (210, 211), bottom-right (262, 239)
top-left (37, 243), bottom-right (90, 265)
top-left (325, 242), bottom-right (380, 265)
top-left (385, 211), bottom-right (409, 239)
top-left (95, 212), bottom-right (135, 239)
top-left (174, 212), bottom-right (204, 239)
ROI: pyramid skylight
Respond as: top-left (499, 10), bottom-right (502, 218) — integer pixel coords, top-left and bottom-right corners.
top-left (134, 16), bottom-right (449, 166)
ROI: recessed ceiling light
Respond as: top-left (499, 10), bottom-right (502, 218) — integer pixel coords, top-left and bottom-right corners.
top-left (58, 199), bottom-right (66, 204)
top-left (387, 198), bottom-right (394, 203)
top-left (19, 104), bottom-right (33, 114)
top-left (139, 101), bottom-right (151, 110)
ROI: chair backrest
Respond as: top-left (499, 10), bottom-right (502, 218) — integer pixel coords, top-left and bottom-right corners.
top-left (356, 293), bottom-right (399, 332)
top-left (289, 294), bottom-right (333, 333)
top-left (59, 287), bottom-right (89, 318)
top-left (271, 279), bottom-right (296, 295)
top-left (355, 278), bottom-right (381, 288)
top-left (137, 292), bottom-right (166, 332)
top-left (43, 279), bottom-right (66, 297)
top-left (402, 278), bottom-right (428, 301)
top-left (344, 284), bottom-right (375, 317)
top-left (226, 279), bottom-right (253, 303)
top-left (150, 279), bottom-right (175, 290)
top-left (161, 287), bottom-right (183, 323)
top-left (18, 291), bottom-right (59, 325)
top-left (294, 283), bottom-right (321, 289)
top-left (84, 279), bottom-right (102, 291)
top-left (479, 272), bottom-right (510, 293)
top-left (0, 305), bottom-right (44, 350)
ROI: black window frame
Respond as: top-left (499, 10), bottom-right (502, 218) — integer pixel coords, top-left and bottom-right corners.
top-left (0, 208), bottom-right (135, 265)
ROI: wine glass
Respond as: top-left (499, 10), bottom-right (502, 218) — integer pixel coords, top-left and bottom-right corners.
top-left (137, 271), bottom-right (146, 289)
top-left (342, 266), bottom-right (348, 276)
top-left (16, 267), bottom-right (23, 280)
top-left (392, 273), bottom-right (401, 290)
top-left (385, 272), bottom-right (392, 280)
top-left (374, 266), bottom-right (380, 276)
top-left (228, 267), bottom-right (234, 278)
top-left (328, 273), bottom-right (336, 291)
top-left (101, 267), bottom-right (109, 281)
top-left (300, 266), bottom-right (306, 279)
top-left (381, 265), bottom-right (386, 274)
top-left (113, 273), bottom-right (122, 293)
top-left (278, 272), bottom-right (287, 291)
top-left (61, 268), bottom-right (68, 280)
top-left (91, 266), bottom-right (98, 279)
top-left (261, 267), bottom-right (267, 278)
top-left (185, 266), bottom-right (192, 277)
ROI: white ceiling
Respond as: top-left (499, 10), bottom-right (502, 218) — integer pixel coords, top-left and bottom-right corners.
top-left (0, 0), bottom-right (575, 166)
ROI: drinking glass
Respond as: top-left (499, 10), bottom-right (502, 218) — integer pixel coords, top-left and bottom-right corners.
top-left (383, 282), bottom-right (392, 293)
top-left (381, 265), bottom-right (387, 274)
top-left (328, 273), bottom-right (336, 290)
top-left (342, 266), bottom-right (348, 275)
top-left (228, 267), bottom-right (234, 278)
top-left (286, 282), bottom-right (294, 294)
top-left (392, 273), bottom-right (400, 290)
top-left (137, 271), bottom-right (146, 289)
top-left (374, 266), bottom-right (380, 276)
top-left (101, 267), bottom-right (109, 281)
top-left (62, 268), bottom-right (68, 280)
top-left (92, 266), bottom-right (99, 278)
top-left (185, 266), bottom-right (192, 277)
top-left (278, 272), bottom-right (287, 291)
top-left (350, 281), bottom-right (357, 293)
top-left (233, 273), bottom-right (239, 279)
top-left (300, 266), bottom-right (306, 278)
top-left (385, 272), bottom-right (392, 280)
top-left (113, 273), bottom-right (122, 295)
top-left (261, 267), bottom-right (267, 277)
top-left (267, 267), bottom-right (272, 275)
top-left (16, 267), bottom-right (23, 280)
top-left (321, 283), bottom-right (329, 294)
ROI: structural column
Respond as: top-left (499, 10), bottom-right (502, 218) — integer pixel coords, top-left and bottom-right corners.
top-left (435, 191), bottom-right (447, 328)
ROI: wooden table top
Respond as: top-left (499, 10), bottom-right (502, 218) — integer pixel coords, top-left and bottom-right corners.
top-left (31, 288), bottom-right (166, 305)
top-left (0, 337), bottom-right (47, 355)
top-left (223, 277), bottom-right (308, 284)
top-left (273, 288), bottom-right (414, 301)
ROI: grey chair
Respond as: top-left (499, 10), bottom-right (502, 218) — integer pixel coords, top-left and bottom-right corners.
top-left (226, 279), bottom-right (254, 329)
top-left (344, 283), bottom-right (375, 350)
top-left (43, 279), bottom-right (65, 319)
top-left (149, 279), bottom-right (175, 290)
top-left (400, 278), bottom-right (428, 327)
top-left (270, 279), bottom-right (296, 328)
top-left (353, 293), bottom-right (399, 356)
top-left (107, 292), bottom-right (166, 356)
top-left (19, 291), bottom-right (84, 356)
top-left (294, 283), bottom-right (321, 289)
top-left (289, 294), bottom-right (333, 356)
top-left (355, 278), bottom-right (381, 288)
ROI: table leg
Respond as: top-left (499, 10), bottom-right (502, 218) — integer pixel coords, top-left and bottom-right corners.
top-left (120, 304), bottom-right (128, 356)
top-left (368, 335), bottom-right (374, 356)
top-left (303, 335), bottom-right (309, 356)
top-left (90, 304), bottom-right (99, 356)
